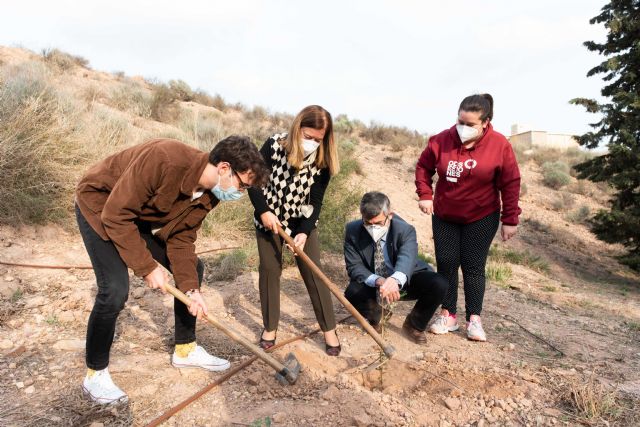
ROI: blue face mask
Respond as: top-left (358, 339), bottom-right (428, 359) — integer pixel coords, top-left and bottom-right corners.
top-left (212, 170), bottom-right (244, 202)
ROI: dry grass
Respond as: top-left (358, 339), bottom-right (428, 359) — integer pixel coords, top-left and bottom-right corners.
top-left (0, 61), bottom-right (84, 223)
top-left (0, 389), bottom-right (133, 426)
top-left (556, 375), bottom-right (638, 426)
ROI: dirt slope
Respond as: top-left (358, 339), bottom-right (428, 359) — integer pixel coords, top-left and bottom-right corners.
top-left (1, 140), bottom-right (639, 427)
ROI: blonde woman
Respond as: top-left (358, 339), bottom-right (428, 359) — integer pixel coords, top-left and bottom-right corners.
top-left (248, 105), bottom-right (341, 355)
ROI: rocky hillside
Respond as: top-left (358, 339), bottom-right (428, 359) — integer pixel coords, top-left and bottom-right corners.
top-left (0, 46), bottom-right (638, 426)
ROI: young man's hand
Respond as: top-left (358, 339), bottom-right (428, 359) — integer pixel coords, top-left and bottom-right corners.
top-left (187, 290), bottom-right (208, 319)
top-left (144, 265), bottom-right (169, 294)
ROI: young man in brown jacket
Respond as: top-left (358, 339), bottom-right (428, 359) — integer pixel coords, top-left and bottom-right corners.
top-left (75, 135), bottom-right (268, 404)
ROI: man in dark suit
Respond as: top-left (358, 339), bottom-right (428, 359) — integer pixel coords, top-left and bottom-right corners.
top-left (344, 192), bottom-right (447, 344)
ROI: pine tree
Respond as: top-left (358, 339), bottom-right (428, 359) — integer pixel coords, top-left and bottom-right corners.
top-left (571, 0), bottom-right (640, 270)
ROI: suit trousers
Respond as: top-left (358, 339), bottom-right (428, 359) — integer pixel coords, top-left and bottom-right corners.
top-left (344, 270), bottom-right (448, 331)
top-left (256, 228), bottom-right (336, 332)
top-left (76, 205), bottom-right (202, 370)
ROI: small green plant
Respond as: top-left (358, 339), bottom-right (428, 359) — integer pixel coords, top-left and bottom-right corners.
top-left (625, 321), bottom-right (640, 332)
top-left (520, 182), bottom-right (528, 197)
top-left (250, 416), bottom-right (272, 426)
top-left (45, 314), bottom-right (59, 325)
top-left (542, 285), bottom-right (558, 292)
top-left (489, 245), bottom-right (550, 274)
top-left (486, 262), bottom-right (512, 284)
top-left (417, 252), bottom-right (435, 265)
top-left (10, 288), bottom-right (24, 303)
top-left (542, 161), bottom-right (571, 189)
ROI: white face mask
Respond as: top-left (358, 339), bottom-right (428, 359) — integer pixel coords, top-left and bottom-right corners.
top-left (456, 124), bottom-right (479, 144)
top-left (365, 224), bottom-right (388, 242)
top-left (302, 138), bottom-right (320, 157)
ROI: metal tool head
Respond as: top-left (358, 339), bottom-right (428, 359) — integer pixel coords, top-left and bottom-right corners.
top-left (274, 352), bottom-right (301, 385)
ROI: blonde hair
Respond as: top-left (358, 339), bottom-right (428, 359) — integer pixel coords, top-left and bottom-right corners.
top-left (283, 105), bottom-right (339, 176)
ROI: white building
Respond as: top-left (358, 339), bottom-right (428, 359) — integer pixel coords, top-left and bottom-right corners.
top-left (508, 123), bottom-right (579, 150)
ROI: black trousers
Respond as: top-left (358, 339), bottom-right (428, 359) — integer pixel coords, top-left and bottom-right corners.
top-left (344, 270), bottom-right (448, 331)
top-left (76, 205), bottom-right (203, 370)
top-left (432, 211), bottom-right (500, 321)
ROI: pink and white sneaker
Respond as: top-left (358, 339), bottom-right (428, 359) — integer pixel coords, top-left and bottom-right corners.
top-left (466, 315), bottom-right (487, 342)
top-left (429, 310), bottom-right (459, 335)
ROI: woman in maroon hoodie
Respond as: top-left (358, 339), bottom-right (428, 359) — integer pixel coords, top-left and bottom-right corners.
top-left (415, 94), bottom-right (521, 342)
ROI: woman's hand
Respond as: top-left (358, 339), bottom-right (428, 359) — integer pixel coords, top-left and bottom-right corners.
top-left (286, 233), bottom-right (308, 255)
top-left (144, 265), bottom-right (169, 294)
top-left (260, 211), bottom-right (281, 233)
top-left (187, 290), bottom-right (208, 319)
top-left (501, 224), bottom-right (518, 241)
top-left (418, 200), bottom-right (433, 215)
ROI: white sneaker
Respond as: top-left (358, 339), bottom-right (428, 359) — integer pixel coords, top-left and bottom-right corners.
top-left (429, 312), bottom-right (459, 334)
top-left (172, 345), bottom-right (231, 371)
top-left (466, 315), bottom-right (487, 342)
top-left (82, 368), bottom-right (128, 405)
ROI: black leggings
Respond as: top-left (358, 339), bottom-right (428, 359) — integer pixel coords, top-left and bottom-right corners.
top-left (76, 205), bottom-right (203, 370)
top-left (432, 211), bottom-right (500, 321)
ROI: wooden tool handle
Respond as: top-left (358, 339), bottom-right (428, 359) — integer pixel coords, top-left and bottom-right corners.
top-left (277, 225), bottom-right (396, 358)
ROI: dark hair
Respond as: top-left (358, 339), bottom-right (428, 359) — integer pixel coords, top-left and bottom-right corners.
top-left (458, 93), bottom-right (494, 122)
top-left (209, 135), bottom-right (269, 187)
top-left (360, 191), bottom-right (391, 220)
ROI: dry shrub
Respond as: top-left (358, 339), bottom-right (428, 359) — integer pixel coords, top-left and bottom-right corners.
top-left (0, 388), bottom-right (133, 426)
top-left (168, 79), bottom-right (195, 101)
top-left (542, 161), bottom-right (572, 189)
top-left (150, 83), bottom-right (180, 122)
top-left (193, 90), bottom-right (228, 111)
top-left (551, 191), bottom-right (575, 211)
top-left (41, 48), bottom-right (90, 71)
top-left (107, 81), bottom-right (152, 118)
top-left (566, 205), bottom-right (591, 224)
top-left (557, 375), bottom-right (637, 425)
top-left (0, 61), bottom-right (83, 223)
top-left (207, 248), bottom-right (251, 281)
top-left (360, 121), bottom-right (424, 149)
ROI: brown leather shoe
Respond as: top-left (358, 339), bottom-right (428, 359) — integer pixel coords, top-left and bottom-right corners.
top-left (402, 317), bottom-right (427, 345)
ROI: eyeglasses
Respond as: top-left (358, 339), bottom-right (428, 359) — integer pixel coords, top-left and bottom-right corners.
top-left (364, 214), bottom-right (389, 227)
top-left (232, 170), bottom-right (252, 190)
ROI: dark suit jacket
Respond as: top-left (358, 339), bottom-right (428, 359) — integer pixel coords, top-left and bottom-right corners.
top-left (343, 215), bottom-right (433, 288)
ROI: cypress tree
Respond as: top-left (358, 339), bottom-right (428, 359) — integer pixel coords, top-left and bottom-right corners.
top-left (571, 0), bottom-right (640, 270)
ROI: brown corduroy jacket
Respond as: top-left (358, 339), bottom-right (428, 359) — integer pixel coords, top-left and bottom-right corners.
top-left (75, 139), bottom-right (218, 291)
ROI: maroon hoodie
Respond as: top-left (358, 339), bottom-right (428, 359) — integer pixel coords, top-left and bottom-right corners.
top-left (415, 123), bottom-right (521, 225)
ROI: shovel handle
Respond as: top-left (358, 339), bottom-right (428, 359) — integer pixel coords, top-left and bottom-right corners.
top-left (163, 284), bottom-right (296, 381)
top-left (277, 225), bottom-right (396, 358)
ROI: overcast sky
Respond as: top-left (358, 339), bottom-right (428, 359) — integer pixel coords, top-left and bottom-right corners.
top-left (1, 1), bottom-right (608, 136)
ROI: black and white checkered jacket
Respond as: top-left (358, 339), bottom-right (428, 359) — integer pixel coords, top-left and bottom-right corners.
top-left (248, 133), bottom-right (331, 236)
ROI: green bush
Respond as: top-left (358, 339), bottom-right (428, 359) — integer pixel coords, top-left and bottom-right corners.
top-left (489, 245), bottom-right (550, 274)
top-left (542, 161), bottom-right (571, 189)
